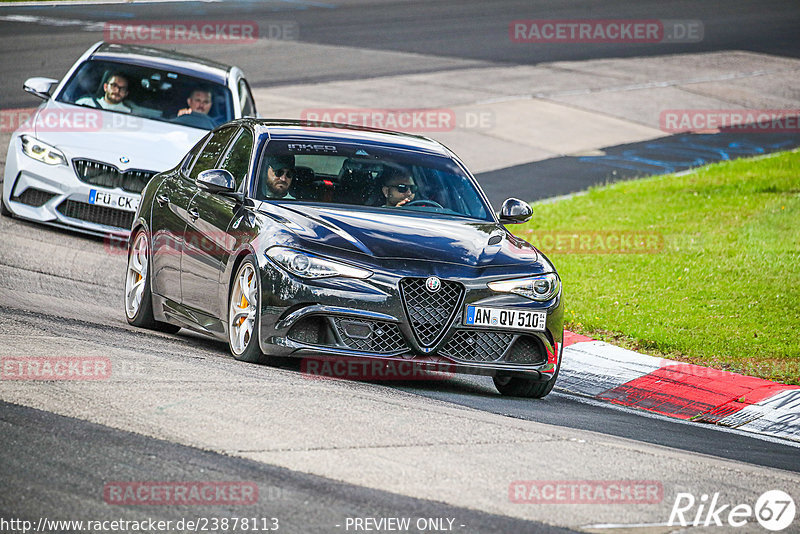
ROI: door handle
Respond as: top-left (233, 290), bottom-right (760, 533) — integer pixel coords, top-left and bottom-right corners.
top-left (188, 207), bottom-right (199, 221)
top-left (156, 194), bottom-right (169, 207)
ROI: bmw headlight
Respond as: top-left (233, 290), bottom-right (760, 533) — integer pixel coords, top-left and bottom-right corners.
top-left (266, 247), bottom-right (372, 279)
top-left (21, 135), bottom-right (67, 166)
top-left (488, 273), bottom-right (560, 301)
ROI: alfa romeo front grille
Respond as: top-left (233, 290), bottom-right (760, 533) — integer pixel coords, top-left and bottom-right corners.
top-left (504, 336), bottom-right (547, 365)
top-left (399, 278), bottom-right (464, 347)
top-left (333, 317), bottom-right (406, 353)
top-left (56, 199), bottom-right (134, 230)
top-left (73, 159), bottom-right (155, 194)
top-left (439, 331), bottom-right (547, 365)
top-left (439, 330), bottom-right (514, 362)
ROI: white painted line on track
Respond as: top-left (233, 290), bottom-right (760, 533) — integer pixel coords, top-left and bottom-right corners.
top-left (1, 0), bottom-right (218, 8)
top-left (0, 14), bottom-right (104, 30)
top-left (0, 0), bottom-right (335, 7)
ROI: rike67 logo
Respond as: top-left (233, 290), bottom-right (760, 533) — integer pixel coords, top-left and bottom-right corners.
top-left (669, 490), bottom-right (796, 531)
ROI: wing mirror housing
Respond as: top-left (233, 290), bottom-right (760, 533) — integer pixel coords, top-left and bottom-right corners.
top-left (197, 169), bottom-right (237, 194)
top-left (498, 198), bottom-right (533, 224)
top-left (23, 77), bottom-right (59, 100)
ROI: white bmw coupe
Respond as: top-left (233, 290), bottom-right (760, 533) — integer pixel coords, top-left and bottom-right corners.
top-left (2, 41), bottom-right (258, 237)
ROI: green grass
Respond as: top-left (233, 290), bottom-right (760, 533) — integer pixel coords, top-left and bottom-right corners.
top-left (513, 150), bottom-right (800, 384)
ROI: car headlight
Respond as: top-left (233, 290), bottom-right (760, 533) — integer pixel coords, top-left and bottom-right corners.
top-left (21, 135), bottom-right (67, 166)
top-left (488, 273), bottom-right (560, 301)
top-left (266, 247), bottom-right (372, 279)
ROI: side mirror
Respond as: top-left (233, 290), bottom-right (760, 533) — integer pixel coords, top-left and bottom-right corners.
top-left (23, 77), bottom-right (59, 100)
top-left (197, 169), bottom-right (236, 194)
top-left (498, 198), bottom-right (533, 224)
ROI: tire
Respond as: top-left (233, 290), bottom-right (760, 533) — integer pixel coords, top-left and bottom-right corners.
top-left (1, 197), bottom-right (12, 217)
top-left (124, 229), bottom-right (180, 333)
top-left (494, 352), bottom-right (561, 399)
top-left (228, 258), bottom-right (267, 363)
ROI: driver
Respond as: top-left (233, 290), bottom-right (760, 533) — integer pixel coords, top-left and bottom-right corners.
top-left (261, 154), bottom-right (296, 200)
top-left (382, 169), bottom-right (417, 207)
top-left (178, 87), bottom-right (213, 117)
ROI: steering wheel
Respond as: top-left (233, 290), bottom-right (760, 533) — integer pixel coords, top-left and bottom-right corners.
top-left (404, 199), bottom-right (443, 209)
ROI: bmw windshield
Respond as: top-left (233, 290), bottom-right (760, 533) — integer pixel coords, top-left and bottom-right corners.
top-left (56, 59), bottom-right (234, 130)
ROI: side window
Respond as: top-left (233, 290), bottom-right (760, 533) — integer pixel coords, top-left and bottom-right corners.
top-left (217, 128), bottom-right (254, 189)
top-left (238, 78), bottom-right (256, 117)
top-left (180, 133), bottom-right (212, 178)
top-left (188, 127), bottom-right (238, 181)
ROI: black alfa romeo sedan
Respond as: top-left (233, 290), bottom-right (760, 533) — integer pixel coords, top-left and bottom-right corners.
top-left (125, 120), bottom-right (564, 397)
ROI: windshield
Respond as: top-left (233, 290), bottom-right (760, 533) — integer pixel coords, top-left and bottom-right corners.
top-left (56, 59), bottom-right (233, 130)
top-left (255, 140), bottom-right (492, 221)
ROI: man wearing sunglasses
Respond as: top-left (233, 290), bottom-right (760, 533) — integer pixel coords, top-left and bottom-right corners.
top-left (262, 154), bottom-right (296, 200)
top-left (382, 170), bottom-right (417, 207)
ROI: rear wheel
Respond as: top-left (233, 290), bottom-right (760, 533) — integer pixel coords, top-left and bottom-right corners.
top-left (124, 229), bottom-right (180, 333)
top-left (228, 258), bottom-right (267, 363)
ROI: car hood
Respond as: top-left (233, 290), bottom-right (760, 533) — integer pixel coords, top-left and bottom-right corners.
top-left (265, 203), bottom-right (550, 270)
top-left (29, 101), bottom-right (206, 173)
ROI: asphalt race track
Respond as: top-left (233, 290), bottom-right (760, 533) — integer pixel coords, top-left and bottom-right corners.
top-left (1, 0), bottom-right (800, 109)
top-left (1, 2), bottom-right (799, 533)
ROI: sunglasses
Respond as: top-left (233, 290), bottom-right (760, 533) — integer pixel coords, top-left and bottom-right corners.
top-left (271, 167), bottom-right (295, 178)
top-left (390, 183), bottom-right (418, 194)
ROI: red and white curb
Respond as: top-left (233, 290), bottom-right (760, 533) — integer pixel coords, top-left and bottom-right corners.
top-left (560, 331), bottom-right (800, 442)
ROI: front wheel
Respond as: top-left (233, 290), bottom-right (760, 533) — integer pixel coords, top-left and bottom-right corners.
top-left (228, 258), bottom-right (267, 363)
top-left (124, 229), bottom-right (180, 333)
top-left (1, 197), bottom-right (12, 217)
top-left (494, 350), bottom-right (561, 398)
top-left (493, 372), bottom-right (557, 398)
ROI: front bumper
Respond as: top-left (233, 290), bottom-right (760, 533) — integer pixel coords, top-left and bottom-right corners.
top-left (256, 256), bottom-right (564, 381)
top-left (3, 135), bottom-right (141, 237)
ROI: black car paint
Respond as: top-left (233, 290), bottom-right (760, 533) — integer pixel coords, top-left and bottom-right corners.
top-left (133, 119), bottom-right (564, 382)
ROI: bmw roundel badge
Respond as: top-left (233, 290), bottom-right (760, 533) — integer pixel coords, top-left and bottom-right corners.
top-left (120, 156), bottom-right (130, 164)
top-left (425, 276), bottom-right (442, 293)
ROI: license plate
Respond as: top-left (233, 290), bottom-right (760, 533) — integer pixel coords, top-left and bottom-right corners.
top-left (88, 189), bottom-right (139, 213)
top-left (464, 305), bottom-right (546, 332)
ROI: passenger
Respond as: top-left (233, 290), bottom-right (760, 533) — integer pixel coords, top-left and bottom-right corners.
top-left (76, 73), bottom-right (132, 112)
top-left (382, 169), bottom-right (417, 207)
top-left (262, 155), bottom-right (296, 200)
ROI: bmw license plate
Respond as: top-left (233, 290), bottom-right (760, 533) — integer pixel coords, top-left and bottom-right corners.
top-left (88, 189), bottom-right (139, 213)
top-left (464, 305), bottom-right (546, 332)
